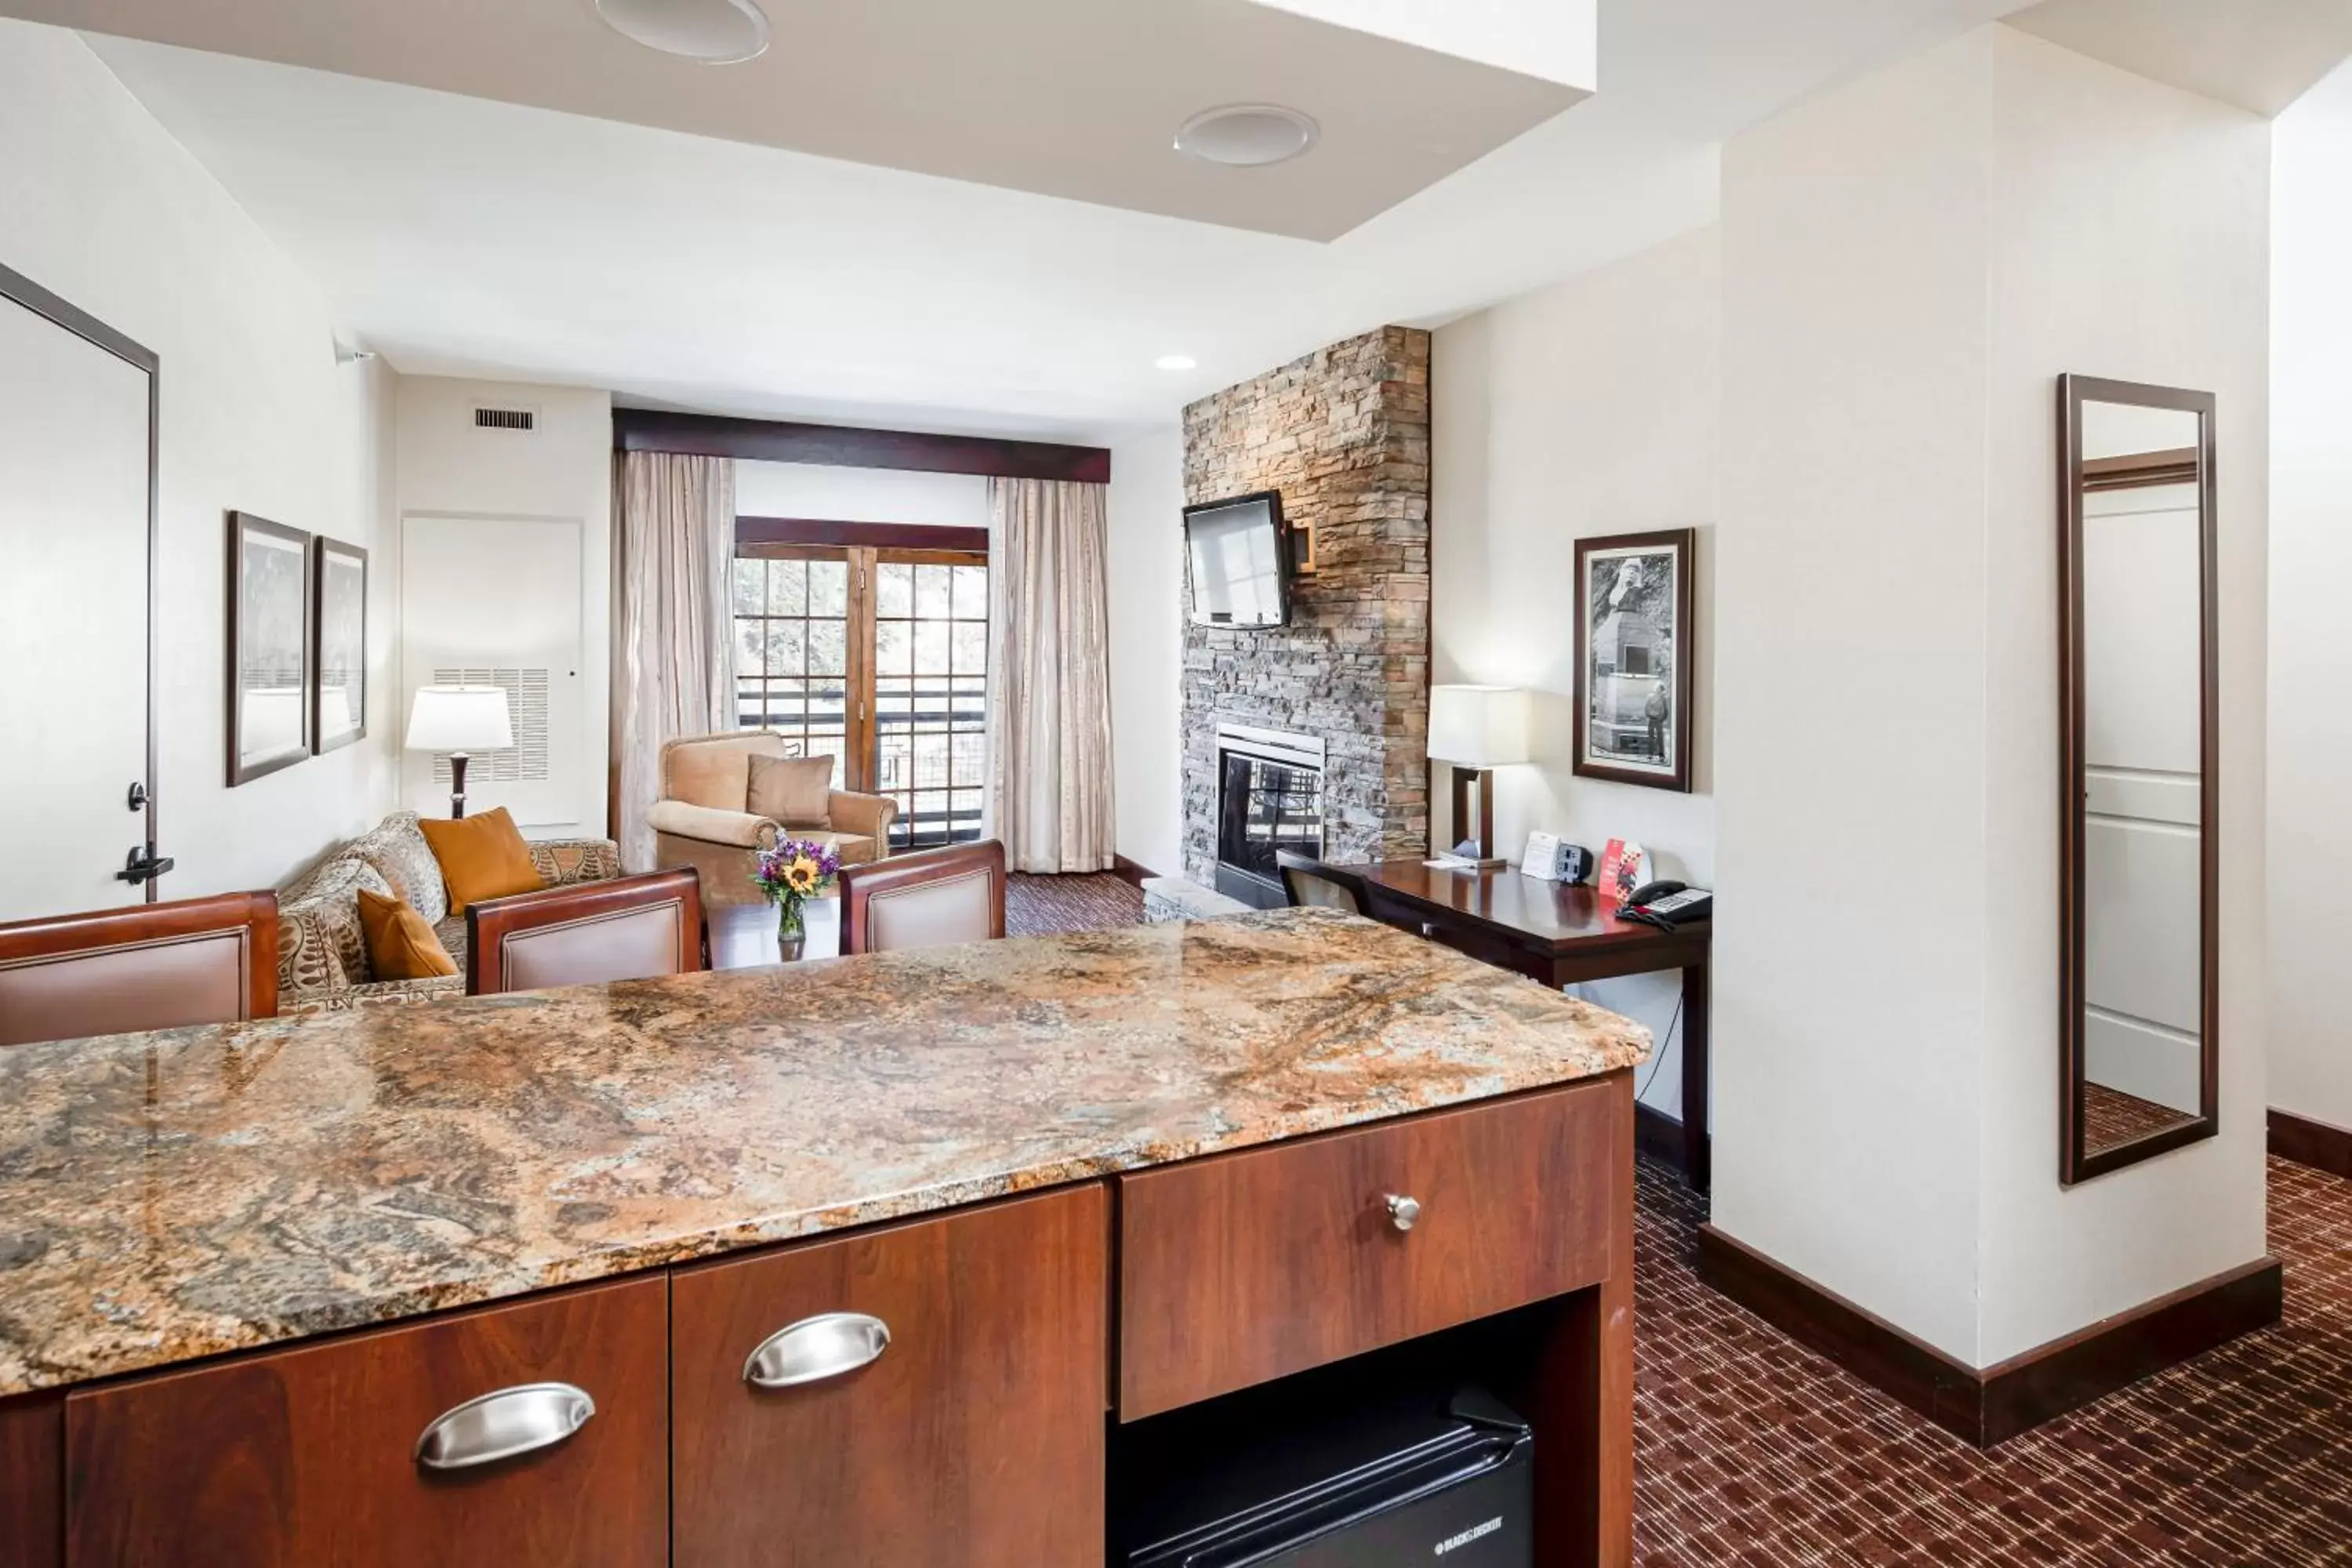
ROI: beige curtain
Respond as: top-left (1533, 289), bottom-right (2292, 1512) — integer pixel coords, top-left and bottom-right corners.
top-left (985, 477), bottom-right (1116, 873)
top-left (615, 451), bottom-right (735, 871)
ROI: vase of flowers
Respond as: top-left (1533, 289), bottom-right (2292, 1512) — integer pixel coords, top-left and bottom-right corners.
top-left (753, 837), bottom-right (842, 961)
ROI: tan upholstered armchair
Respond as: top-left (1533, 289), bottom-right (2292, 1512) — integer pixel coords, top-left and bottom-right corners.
top-left (645, 730), bottom-right (897, 906)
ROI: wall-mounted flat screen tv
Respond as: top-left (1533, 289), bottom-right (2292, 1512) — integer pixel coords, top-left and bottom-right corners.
top-left (1184, 491), bottom-right (1292, 629)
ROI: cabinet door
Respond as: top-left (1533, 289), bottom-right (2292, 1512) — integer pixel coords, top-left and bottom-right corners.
top-left (673, 1185), bottom-right (1108, 1566)
top-left (65, 1276), bottom-right (666, 1568)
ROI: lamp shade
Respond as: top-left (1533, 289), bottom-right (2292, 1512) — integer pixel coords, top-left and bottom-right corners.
top-left (1427, 684), bottom-right (1530, 767)
top-left (404, 684), bottom-right (514, 753)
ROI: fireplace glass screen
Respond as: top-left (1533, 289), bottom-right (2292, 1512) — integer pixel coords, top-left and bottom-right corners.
top-left (1218, 753), bottom-right (1322, 889)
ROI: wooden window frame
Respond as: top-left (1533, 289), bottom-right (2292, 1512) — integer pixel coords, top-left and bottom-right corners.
top-left (733, 524), bottom-right (992, 843)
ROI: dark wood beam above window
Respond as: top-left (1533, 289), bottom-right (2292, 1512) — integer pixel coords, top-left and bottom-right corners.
top-left (737, 517), bottom-right (991, 555)
top-left (615, 408), bottom-right (1110, 485)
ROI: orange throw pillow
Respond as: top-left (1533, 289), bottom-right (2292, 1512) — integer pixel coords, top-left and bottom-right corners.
top-left (356, 887), bottom-right (459, 980)
top-left (418, 807), bottom-right (545, 916)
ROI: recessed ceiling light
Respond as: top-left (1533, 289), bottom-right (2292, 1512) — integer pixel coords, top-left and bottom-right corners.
top-left (1173, 104), bottom-right (1320, 168)
top-left (1156, 354), bottom-right (1198, 372)
top-left (594, 0), bottom-right (771, 63)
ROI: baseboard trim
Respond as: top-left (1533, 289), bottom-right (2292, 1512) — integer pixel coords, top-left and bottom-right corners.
top-left (1697, 1224), bottom-right (2281, 1446)
top-left (1634, 1102), bottom-right (1707, 1174)
top-left (2269, 1108), bottom-right (2352, 1181)
top-left (1110, 855), bottom-right (1156, 888)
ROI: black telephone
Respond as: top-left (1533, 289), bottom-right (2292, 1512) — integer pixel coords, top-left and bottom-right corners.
top-left (1618, 880), bottom-right (1713, 930)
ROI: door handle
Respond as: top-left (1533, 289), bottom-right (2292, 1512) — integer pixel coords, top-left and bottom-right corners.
top-left (115, 844), bottom-right (174, 885)
top-left (743, 1312), bottom-right (891, 1388)
top-left (413, 1382), bottom-right (595, 1471)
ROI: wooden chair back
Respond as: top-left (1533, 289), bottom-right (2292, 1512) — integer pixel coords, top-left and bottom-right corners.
top-left (466, 869), bottom-right (703, 996)
top-left (0, 891), bottom-right (279, 1047)
top-left (839, 840), bottom-right (1007, 956)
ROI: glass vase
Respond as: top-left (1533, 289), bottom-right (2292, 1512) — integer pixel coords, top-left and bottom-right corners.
top-left (778, 896), bottom-right (806, 962)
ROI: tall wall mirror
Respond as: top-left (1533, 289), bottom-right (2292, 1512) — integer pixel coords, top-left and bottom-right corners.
top-left (2059, 375), bottom-right (2217, 1185)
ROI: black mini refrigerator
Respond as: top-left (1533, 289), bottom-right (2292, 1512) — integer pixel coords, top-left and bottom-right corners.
top-left (1119, 1387), bottom-right (1534, 1568)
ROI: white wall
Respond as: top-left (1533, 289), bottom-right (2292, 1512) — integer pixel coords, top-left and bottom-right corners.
top-left (1716, 29), bottom-right (1997, 1361)
top-left (0, 19), bottom-right (401, 895)
top-left (395, 376), bottom-right (612, 837)
top-left (1432, 226), bottom-right (1719, 1118)
top-left (1102, 426), bottom-right (1185, 877)
top-left (2268, 57), bottom-right (2352, 1138)
top-left (1977, 26), bottom-right (2271, 1363)
top-left (1716, 24), bottom-right (2270, 1368)
top-left (735, 460), bottom-right (989, 526)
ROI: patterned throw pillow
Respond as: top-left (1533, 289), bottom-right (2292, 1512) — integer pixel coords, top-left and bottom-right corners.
top-left (350, 811), bottom-right (450, 927)
top-left (530, 839), bottom-right (622, 887)
top-left (276, 858), bottom-right (395, 993)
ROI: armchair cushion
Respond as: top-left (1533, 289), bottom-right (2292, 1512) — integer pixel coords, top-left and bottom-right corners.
top-left (747, 753), bottom-right (836, 826)
top-left (646, 799), bottom-right (779, 849)
top-left (662, 731), bottom-right (779, 811)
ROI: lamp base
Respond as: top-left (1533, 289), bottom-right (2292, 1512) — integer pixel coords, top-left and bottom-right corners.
top-left (448, 751), bottom-right (470, 820)
top-left (1446, 765), bottom-right (1504, 867)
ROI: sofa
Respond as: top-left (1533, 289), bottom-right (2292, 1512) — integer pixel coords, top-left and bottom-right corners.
top-left (644, 730), bottom-right (898, 907)
top-left (276, 811), bottom-right (621, 1012)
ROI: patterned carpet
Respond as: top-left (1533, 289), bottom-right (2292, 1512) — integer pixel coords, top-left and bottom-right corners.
top-left (1635, 1152), bottom-right (2352, 1566)
top-left (1004, 872), bottom-right (1145, 937)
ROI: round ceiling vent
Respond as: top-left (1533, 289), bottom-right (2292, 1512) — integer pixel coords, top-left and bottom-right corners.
top-left (594, 0), bottom-right (771, 63)
top-left (1173, 104), bottom-right (1320, 168)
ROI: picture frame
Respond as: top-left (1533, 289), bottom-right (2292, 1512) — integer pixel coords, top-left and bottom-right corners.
top-left (1573, 528), bottom-right (1695, 793)
top-left (226, 510), bottom-right (313, 786)
top-left (310, 535), bottom-right (368, 754)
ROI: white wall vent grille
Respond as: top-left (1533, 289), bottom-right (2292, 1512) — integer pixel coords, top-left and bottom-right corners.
top-left (427, 666), bottom-right (551, 784)
top-left (472, 405), bottom-right (536, 433)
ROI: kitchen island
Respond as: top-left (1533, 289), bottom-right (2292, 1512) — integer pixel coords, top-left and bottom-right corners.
top-left (0, 907), bottom-right (1647, 1566)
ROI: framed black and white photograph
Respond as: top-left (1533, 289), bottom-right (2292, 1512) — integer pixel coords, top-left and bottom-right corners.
top-left (227, 510), bottom-right (312, 786)
top-left (1573, 528), bottom-right (1695, 793)
top-left (310, 535), bottom-right (367, 754)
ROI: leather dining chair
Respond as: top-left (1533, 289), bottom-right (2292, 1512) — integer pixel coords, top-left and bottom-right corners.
top-left (838, 840), bottom-right (1007, 956)
top-left (1276, 850), bottom-right (1370, 916)
top-left (465, 868), bottom-right (704, 996)
top-left (0, 891), bottom-right (280, 1048)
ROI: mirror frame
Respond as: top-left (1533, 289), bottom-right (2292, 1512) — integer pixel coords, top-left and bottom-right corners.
top-left (2057, 374), bottom-right (2219, 1185)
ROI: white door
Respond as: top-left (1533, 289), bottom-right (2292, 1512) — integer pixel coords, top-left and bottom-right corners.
top-left (0, 288), bottom-right (154, 922)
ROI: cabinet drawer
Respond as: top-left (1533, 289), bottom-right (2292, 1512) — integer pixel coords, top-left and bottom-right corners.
top-left (1118, 1080), bottom-right (1620, 1419)
top-left (672, 1184), bottom-right (1109, 1567)
top-left (64, 1274), bottom-right (667, 1567)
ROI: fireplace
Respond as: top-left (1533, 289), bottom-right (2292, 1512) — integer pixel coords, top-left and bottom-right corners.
top-left (1212, 721), bottom-right (1325, 909)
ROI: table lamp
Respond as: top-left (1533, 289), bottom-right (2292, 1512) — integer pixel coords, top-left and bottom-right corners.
top-left (1427, 684), bottom-right (1530, 868)
top-left (405, 684), bottom-right (513, 819)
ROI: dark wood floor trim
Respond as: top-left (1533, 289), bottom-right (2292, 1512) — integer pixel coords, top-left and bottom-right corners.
top-left (1635, 1102), bottom-right (1708, 1176)
top-left (1110, 855), bottom-right (1156, 888)
top-left (1977, 1256), bottom-right (2281, 1443)
top-left (616, 408), bottom-right (1111, 484)
top-left (1697, 1225), bottom-right (2282, 1446)
top-left (2269, 1107), bottom-right (2352, 1181)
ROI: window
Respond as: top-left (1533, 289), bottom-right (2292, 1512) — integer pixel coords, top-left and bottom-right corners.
top-left (731, 532), bottom-right (989, 849)
top-left (732, 550), bottom-right (851, 789)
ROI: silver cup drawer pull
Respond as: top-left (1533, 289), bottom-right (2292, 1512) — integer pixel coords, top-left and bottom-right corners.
top-left (413, 1381), bottom-right (595, 1471)
top-left (1386, 1193), bottom-right (1422, 1232)
top-left (743, 1312), bottom-right (891, 1388)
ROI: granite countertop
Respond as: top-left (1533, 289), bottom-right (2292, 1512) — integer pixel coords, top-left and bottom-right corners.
top-left (0, 907), bottom-right (1648, 1399)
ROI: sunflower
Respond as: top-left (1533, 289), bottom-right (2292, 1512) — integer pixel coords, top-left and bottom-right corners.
top-left (782, 855), bottom-right (823, 895)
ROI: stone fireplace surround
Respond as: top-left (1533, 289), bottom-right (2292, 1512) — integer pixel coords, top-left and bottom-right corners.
top-left (1180, 326), bottom-right (1432, 886)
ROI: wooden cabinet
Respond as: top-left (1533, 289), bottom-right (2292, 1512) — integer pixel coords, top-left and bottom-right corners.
top-left (1117, 1080), bottom-right (1619, 1419)
top-left (671, 1185), bottom-right (1109, 1567)
top-left (63, 1276), bottom-right (667, 1568)
top-left (673, 1189), bottom-right (1110, 1568)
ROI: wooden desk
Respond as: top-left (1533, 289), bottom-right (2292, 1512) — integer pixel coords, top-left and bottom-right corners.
top-left (1342, 860), bottom-right (1712, 1190)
